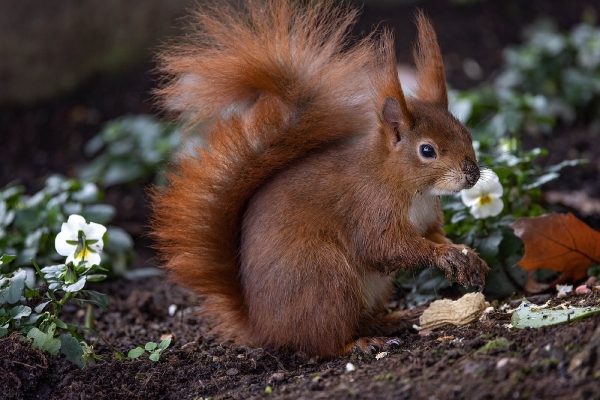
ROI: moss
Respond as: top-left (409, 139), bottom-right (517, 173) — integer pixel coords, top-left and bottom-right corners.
top-left (477, 337), bottom-right (513, 354)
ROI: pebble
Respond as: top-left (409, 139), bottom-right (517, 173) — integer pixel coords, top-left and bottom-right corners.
top-left (181, 341), bottom-right (197, 352)
top-left (585, 276), bottom-right (597, 286)
top-left (575, 284), bottom-right (591, 295)
top-left (226, 368), bottom-right (239, 376)
top-left (271, 372), bottom-right (285, 382)
top-left (168, 304), bottom-right (177, 316)
top-left (160, 333), bottom-right (174, 342)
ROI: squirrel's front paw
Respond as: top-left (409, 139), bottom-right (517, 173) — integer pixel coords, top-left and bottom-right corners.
top-left (434, 244), bottom-right (489, 291)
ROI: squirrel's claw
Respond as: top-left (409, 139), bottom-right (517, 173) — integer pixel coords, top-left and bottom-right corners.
top-left (436, 244), bottom-right (489, 291)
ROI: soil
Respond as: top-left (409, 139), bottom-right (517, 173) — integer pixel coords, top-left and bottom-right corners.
top-left (2, 1), bottom-right (600, 399)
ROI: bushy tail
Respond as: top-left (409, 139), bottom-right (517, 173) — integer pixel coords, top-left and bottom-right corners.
top-left (151, 0), bottom-right (380, 339)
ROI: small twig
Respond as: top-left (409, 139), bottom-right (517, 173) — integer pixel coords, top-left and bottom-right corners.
top-left (11, 360), bottom-right (48, 370)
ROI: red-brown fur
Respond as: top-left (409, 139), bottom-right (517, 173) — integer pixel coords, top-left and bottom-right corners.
top-left (151, 0), bottom-right (489, 358)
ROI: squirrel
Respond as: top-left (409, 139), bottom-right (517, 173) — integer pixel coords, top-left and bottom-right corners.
top-left (151, 0), bottom-right (489, 358)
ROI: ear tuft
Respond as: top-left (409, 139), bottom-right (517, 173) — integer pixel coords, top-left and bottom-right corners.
top-left (413, 10), bottom-right (448, 108)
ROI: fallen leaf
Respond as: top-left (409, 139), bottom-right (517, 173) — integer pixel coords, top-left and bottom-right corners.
top-left (544, 190), bottom-right (600, 217)
top-left (510, 213), bottom-right (600, 288)
top-left (511, 300), bottom-right (600, 329)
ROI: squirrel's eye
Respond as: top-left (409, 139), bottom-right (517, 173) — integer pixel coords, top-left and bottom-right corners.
top-left (419, 144), bottom-right (437, 159)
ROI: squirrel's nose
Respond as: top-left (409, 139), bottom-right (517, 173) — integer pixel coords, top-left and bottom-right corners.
top-left (462, 157), bottom-right (480, 188)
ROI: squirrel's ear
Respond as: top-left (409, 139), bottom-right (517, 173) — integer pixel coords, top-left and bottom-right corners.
top-left (413, 11), bottom-right (448, 108)
top-left (375, 30), bottom-right (414, 142)
top-left (381, 97), bottom-right (412, 144)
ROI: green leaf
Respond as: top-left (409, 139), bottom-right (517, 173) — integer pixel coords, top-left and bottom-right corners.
top-left (85, 274), bottom-right (107, 283)
top-left (0, 269), bottom-right (27, 304)
top-left (128, 347), bottom-right (145, 359)
top-left (0, 325), bottom-right (8, 338)
top-left (59, 334), bottom-right (85, 369)
top-left (71, 183), bottom-right (99, 203)
top-left (546, 159), bottom-right (587, 173)
top-left (158, 337), bottom-right (172, 350)
top-left (123, 268), bottom-right (162, 280)
top-left (0, 254), bottom-right (16, 265)
top-left (106, 226), bottom-right (134, 252)
top-left (85, 304), bottom-right (95, 330)
top-left (9, 305), bottom-right (31, 320)
top-left (64, 277), bottom-right (87, 293)
top-left (149, 352), bottom-right (161, 362)
top-left (34, 301), bottom-right (51, 313)
top-left (81, 290), bottom-right (109, 310)
top-left (472, 229), bottom-right (503, 260)
top-left (102, 163), bottom-right (144, 186)
top-left (53, 318), bottom-right (68, 329)
top-left (145, 342), bottom-right (157, 351)
top-left (27, 325), bottom-right (61, 355)
top-left (27, 313), bottom-right (46, 325)
top-left (81, 205), bottom-right (115, 225)
top-left (522, 172), bottom-right (560, 190)
top-left (511, 300), bottom-right (600, 329)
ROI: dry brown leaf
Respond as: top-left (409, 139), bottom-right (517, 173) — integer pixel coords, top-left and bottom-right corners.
top-left (510, 213), bottom-right (600, 289)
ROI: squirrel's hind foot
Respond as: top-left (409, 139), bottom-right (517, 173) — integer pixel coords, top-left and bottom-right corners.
top-left (343, 337), bottom-right (404, 355)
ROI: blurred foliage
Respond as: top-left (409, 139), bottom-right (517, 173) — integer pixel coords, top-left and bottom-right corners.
top-left (80, 115), bottom-right (184, 187)
top-left (450, 19), bottom-right (600, 144)
top-left (405, 19), bottom-right (598, 302)
top-left (496, 19), bottom-right (600, 127)
top-left (0, 176), bottom-right (133, 276)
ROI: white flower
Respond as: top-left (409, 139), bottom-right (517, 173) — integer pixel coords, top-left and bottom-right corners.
top-left (460, 169), bottom-right (504, 219)
top-left (55, 214), bottom-right (106, 267)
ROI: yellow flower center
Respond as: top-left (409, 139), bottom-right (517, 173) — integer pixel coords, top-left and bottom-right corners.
top-left (478, 195), bottom-right (493, 206)
top-left (74, 247), bottom-right (90, 262)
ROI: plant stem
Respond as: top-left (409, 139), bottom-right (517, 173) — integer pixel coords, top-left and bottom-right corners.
top-left (77, 325), bottom-right (124, 357)
top-left (30, 258), bottom-right (58, 303)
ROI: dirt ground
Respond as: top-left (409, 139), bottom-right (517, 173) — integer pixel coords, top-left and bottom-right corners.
top-left (2, 1), bottom-right (600, 399)
top-left (2, 277), bottom-right (600, 400)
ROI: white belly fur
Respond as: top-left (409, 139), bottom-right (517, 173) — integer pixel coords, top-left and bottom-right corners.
top-left (361, 272), bottom-right (394, 313)
top-left (409, 194), bottom-right (439, 236)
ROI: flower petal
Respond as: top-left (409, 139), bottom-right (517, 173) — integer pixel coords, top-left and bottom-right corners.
top-left (82, 222), bottom-right (107, 251)
top-left (55, 231), bottom-right (76, 256)
top-left (63, 215), bottom-right (87, 236)
top-left (477, 169), bottom-right (503, 196)
top-left (85, 252), bottom-right (102, 267)
top-left (470, 197), bottom-right (504, 219)
top-left (67, 214), bottom-right (87, 226)
top-left (484, 197), bottom-right (504, 217)
top-left (68, 250), bottom-right (102, 269)
top-left (469, 205), bottom-right (485, 219)
top-left (461, 169), bottom-right (504, 212)
top-left (460, 189), bottom-right (482, 206)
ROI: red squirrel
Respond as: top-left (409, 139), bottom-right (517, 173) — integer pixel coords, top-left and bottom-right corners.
top-left (151, 0), bottom-right (489, 357)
